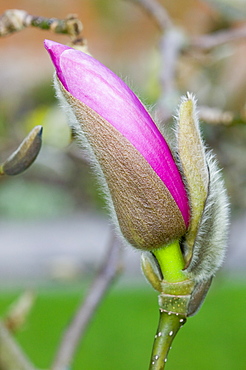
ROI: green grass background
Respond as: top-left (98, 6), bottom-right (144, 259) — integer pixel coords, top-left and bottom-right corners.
top-left (0, 276), bottom-right (245, 370)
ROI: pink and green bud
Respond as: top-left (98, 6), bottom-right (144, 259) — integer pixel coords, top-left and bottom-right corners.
top-left (44, 40), bottom-right (190, 251)
top-left (44, 41), bottom-right (229, 290)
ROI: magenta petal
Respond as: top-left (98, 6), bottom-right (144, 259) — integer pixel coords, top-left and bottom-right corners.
top-left (44, 40), bottom-right (190, 227)
top-left (45, 40), bottom-right (71, 90)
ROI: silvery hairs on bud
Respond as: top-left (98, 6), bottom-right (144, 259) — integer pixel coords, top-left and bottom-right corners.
top-left (53, 75), bottom-right (121, 221)
top-left (186, 152), bottom-right (230, 282)
top-left (174, 93), bottom-right (230, 283)
top-left (54, 76), bottom-right (187, 251)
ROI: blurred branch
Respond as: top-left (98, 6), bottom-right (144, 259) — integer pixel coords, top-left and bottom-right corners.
top-left (191, 24), bottom-right (246, 50)
top-left (128, 0), bottom-right (185, 120)
top-left (156, 28), bottom-right (187, 121)
top-left (128, 0), bottom-right (172, 30)
top-left (199, 106), bottom-right (246, 126)
top-left (128, 1), bottom-right (188, 121)
top-left (0, 9), bottom-right (84, 44)
top-left (51, 233), bottom-right (123, 370)
top-left (157, 104), bottom-right (246, 126)
top-left (4, 291), bottom-right (36, 333)
top-left (131, 1), bottom-right (246, 123)
top-left (0, 321), bottom-right (37, 370)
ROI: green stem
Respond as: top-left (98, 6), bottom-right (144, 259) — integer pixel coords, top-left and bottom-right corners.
top-left (148, 240), bottom-right (188, 369)
top-left (153, 240), bottom-right (186, 282)
top-left (149, 311), bottom-right (186, 370)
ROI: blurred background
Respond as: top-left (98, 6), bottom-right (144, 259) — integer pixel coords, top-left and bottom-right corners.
top-left (0, 0), bottom-right (246, 369)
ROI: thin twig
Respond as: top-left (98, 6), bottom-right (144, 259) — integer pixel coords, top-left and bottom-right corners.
top-left (51, 233), bottom-right (123, 370)
top-left (199, 106), bottom-right (246, 126)
top-left (191, 24), bottom-right (246, 50)
top-left (155, 28), bottom-right (187, 121)
top-left (128, 0), bottom-right (173, 30)
top-left (127, 1), bottom-right (186, 120)
top-left (155, 104), bottom-right (246, 126)
top-left (0, 9), bottom-right (83, 44)
top-left (129, 1), bottom-right (246, 124)
top-left (4, 291), bottom-right (36, 333)
top-left (0, 320), bottom-right (37, 370)
top-left (199, 106), bottom-right (234, 125)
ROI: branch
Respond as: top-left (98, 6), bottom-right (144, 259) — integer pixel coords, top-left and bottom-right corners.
top-left (0, 321), bottom-right (37, 370)
top-left (156, 104), bottom-right (246, 126)
top-left (0, 9), bottom-right (83, 44)
top-left (127, 1), bottom-right (187, 121)
top-left (199, 106), bottom-right (246, 126)
top-left (128, 0), bottom-right (172, 30)
top-left (51, 233), bottom-right (123, 370)
top-left (191, 24), bottom-right (246, 50)
top-left (4, 291), bottom-right (36, 333)
top-left (129, 2), bottom-right (246, 124)
top-left (155, 28), bottom-right (187, 121)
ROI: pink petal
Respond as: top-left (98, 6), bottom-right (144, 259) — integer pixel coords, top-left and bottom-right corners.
top-left (44, 40), bottom-right (190, 227)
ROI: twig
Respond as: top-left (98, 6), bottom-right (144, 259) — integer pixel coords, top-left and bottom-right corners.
top-left (51, 233), bottom-right (123, 370)
top-left (128, 1), bottom-right (186, 120)
top-left (156, 104), bottom-right (246, 126)
top-left (191, 24), bottom-right (246, 50)
top-left (155, 28), bottom-right (187, 121)
top-left (0, 9), bottom-right (83, 44)
top-left (0, 320), bottom-right (37, 370)
top-left (199, 106), bottom-right (234, 125)
top-left (199, 106), bottom-right (246, 126)
top-left (4, 291), bottom-right (36, 333)
top-left (129, 1), bottom-right (246, 124)
top-left (128, 0), bottom-right (173, 30)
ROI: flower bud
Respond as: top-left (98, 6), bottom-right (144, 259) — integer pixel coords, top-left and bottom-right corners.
top-left (175, 94), bottom-right (229, 282)
top-left (44, 40), bottom-right (229, 294)
top-left (44, 40), bottom-right (190, 250)
top-left (0, 126), bottom-right (42, 176)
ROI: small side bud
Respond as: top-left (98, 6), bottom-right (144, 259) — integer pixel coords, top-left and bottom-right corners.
top-left (1, 126), bottom-right (42, 176)
top-left (187, 277), bottom-right (213, 316)
top-left (185, 154), bottom-right (230, 282)
top-left (176, 93), bottom-right (230, 283)
top-left (141, 253), bottom-right (162, 292)
top-left (176, 93), bottom-right (209, 264)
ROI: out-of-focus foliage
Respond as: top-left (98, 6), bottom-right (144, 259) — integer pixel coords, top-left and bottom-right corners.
top-left (0, 279), bottom-right (245, 369)
top-left (204, 0), bottom-right (246, 20)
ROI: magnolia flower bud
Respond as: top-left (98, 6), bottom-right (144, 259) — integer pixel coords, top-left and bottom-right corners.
top-left (45, 40), bottom-right (229, 303)
top-left (44, 40), bottom-right (190, 251)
